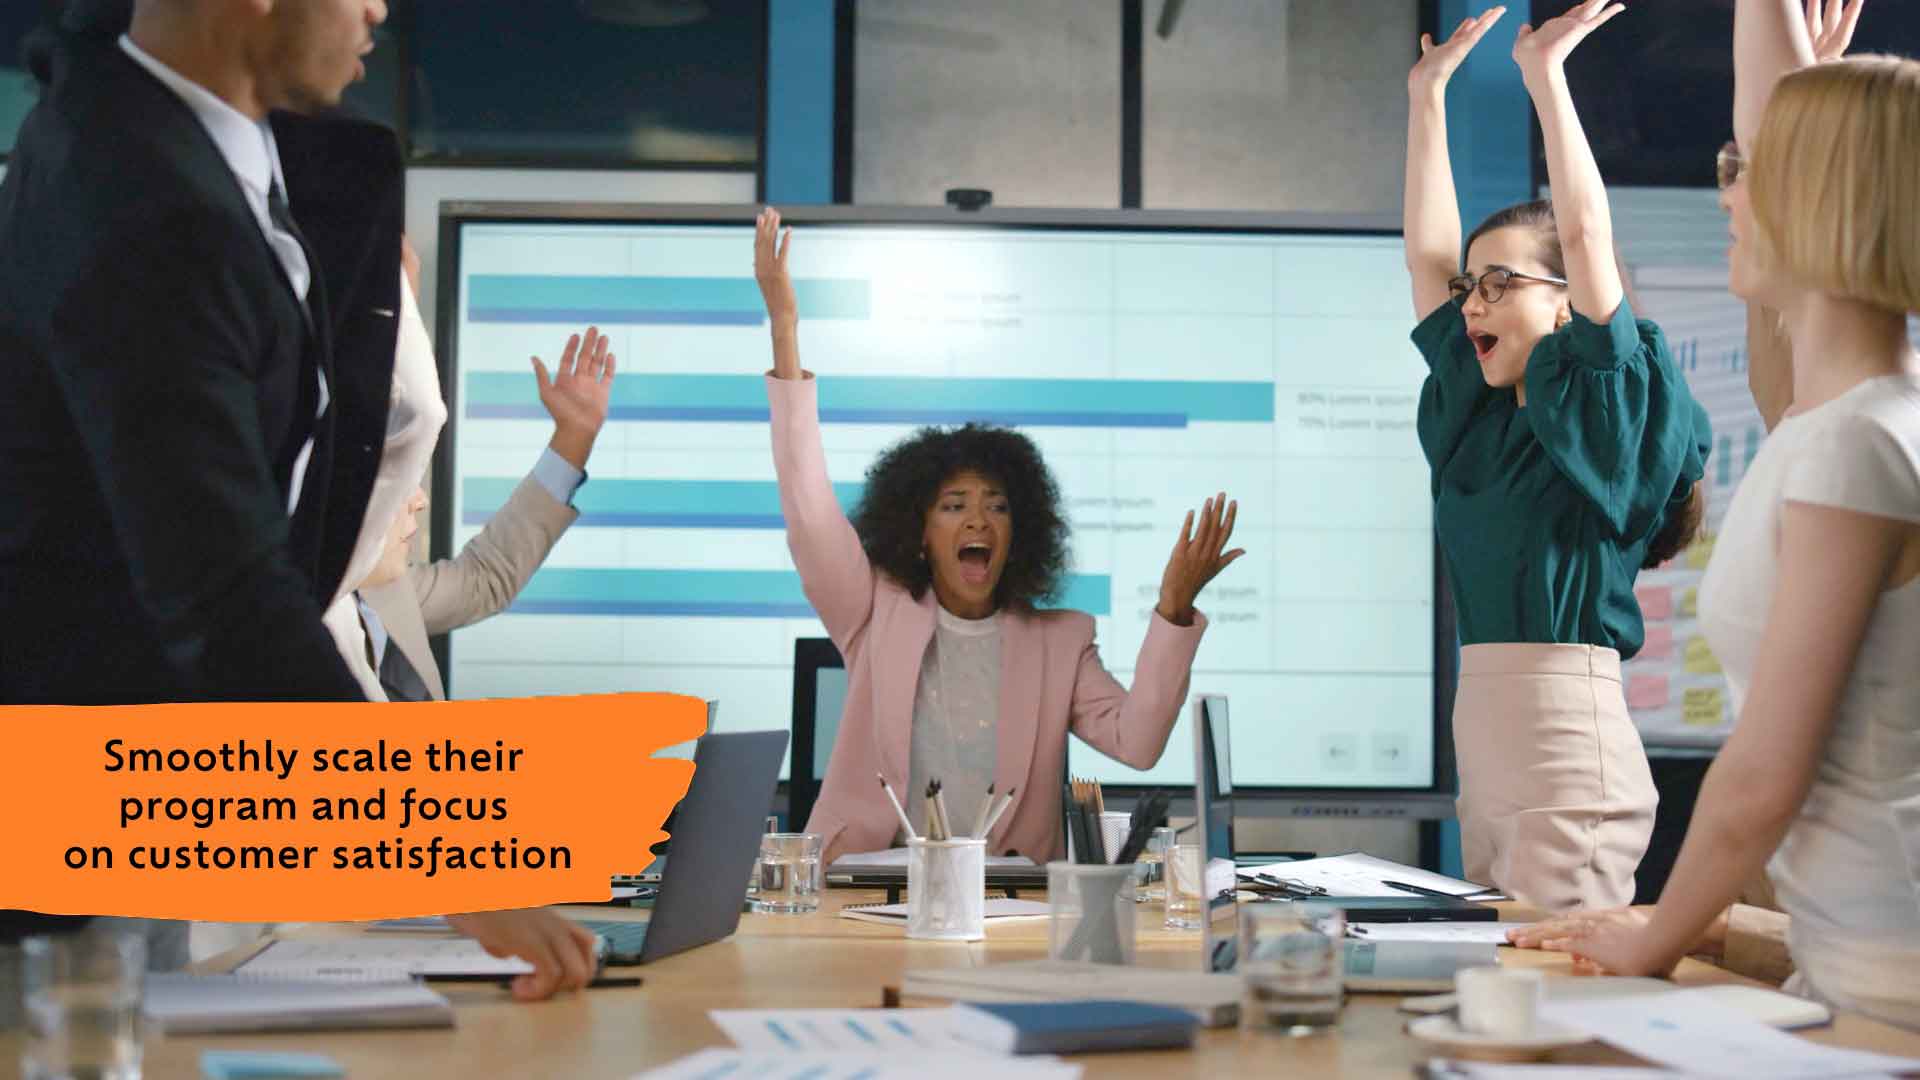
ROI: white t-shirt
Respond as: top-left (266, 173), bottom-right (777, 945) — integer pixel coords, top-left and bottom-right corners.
top-left (1697, 373), bottom-right (1920, 1031)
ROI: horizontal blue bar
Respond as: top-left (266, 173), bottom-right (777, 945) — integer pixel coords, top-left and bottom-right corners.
top-left (469, 307), bottom-right (762, 327)
top-left (466, 373), bottom-right (1272, 426)
top-left (463, 477), bottom-right (864, 530)
top-left (509, 568), bottom-right (1112, 617)
top-left (469, 275), bottom-right (870, 319)
top-left (467, 404), bottom-right (1185, 428)
top-left (512, 599), bottom-right (819, 618)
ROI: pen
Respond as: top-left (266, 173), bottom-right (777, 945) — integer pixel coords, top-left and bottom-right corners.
top-left (969, 783), bottom-right (995, 839)
top-left (423, 974), bottom-right (644, 989)
top-left (877, 774), bottom-right (919, 841)
top-left (1381, 879), bottom-right (1461, 900)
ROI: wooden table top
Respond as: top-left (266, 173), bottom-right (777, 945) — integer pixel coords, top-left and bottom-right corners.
top-left (116, 892), bottom-right (1920, 1078)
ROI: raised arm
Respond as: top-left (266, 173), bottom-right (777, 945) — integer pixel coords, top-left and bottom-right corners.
top-left (1734, 0), bottom-right (1834, 152)
top-left (753, 209), bottom-right (878, 647)
top-left (1514, 1), bottom-right (1626, 324)
top-left (1405, 7), bottom-right (1507, 318)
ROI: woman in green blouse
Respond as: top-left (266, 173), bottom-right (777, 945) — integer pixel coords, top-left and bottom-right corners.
top-left (1403, 3), bottom-right (1712, 911)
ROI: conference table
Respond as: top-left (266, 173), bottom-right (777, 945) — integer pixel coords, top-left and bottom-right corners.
top-left (128, 891), bottom-right (1920, 1077)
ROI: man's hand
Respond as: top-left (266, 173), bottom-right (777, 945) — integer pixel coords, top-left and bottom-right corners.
top-left (533, 326), bottom-right (614, 469)
top-left (445, 908), bottom-right (600, 1002)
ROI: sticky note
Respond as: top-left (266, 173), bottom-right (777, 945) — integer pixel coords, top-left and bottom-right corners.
top-left (1683, 637), bottom-right (1722, 675)
top-left (1635, 586), bottom-right (1673, 621)
top-left (1678, 587), bottom-right (1699, 618)
top-left (1686, 534), bottom-right (1717, 570)
top-left (1626, 674), bottom-right (1670, 710)
top-left (202, 1051), bottom-right (345, 1079)
top-left (1683, 687), bottom-right (1726, 727)
top-left (1640, 625), bottom-right (1674, 660)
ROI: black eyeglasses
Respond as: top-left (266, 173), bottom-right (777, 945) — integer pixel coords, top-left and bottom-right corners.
top-left (1716, 140), bottom-right (1745, 190)
top-left (1447, 267), bottom-right (1569, 305)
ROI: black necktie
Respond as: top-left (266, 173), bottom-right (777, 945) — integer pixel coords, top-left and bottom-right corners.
top-left (379, 640), bottom-right (433, 703)
top-left (265, 180), bottom-right (316, 333)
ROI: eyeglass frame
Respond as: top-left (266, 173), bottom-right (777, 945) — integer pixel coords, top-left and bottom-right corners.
top-left (1716, 139), bottom-right (1745, 190)
top-left (1447, 266), bottom-right (1569, 305)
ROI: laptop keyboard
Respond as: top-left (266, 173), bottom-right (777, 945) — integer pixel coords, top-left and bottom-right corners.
top-left (577, 919), bottom-right (650, 965)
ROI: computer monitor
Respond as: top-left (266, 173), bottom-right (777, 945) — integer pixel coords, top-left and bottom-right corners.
top-left (431, 203), bottom-right (1456, 817)
top-left (1194, 693), bottom-right (1238, 973)
top-left (788, 637), bottom-right (847, 828)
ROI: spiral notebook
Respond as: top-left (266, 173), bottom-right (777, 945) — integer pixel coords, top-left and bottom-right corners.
top-left (144, 973), bottom-right (454, 1034)
top-left (839, 898), bottom-right (1051, 926)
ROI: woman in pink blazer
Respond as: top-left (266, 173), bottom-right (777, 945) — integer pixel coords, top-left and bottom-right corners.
top-left (753, 209), bottom-right (1246, 863)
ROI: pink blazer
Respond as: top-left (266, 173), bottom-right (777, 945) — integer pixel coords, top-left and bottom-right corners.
top-left (768, 375), bottom-right (1207, 864)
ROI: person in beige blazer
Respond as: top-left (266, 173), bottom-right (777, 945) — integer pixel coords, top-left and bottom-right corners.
top-left (356, 327), bottom-right (615, 701)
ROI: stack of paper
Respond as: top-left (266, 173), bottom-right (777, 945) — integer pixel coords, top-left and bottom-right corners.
top-left (237, 937), bottom-right (534, 979)
top-left (144, 973), bottom-right (452, 1034)
top-left (1539, 989), bottom-right (1920, 1078)
top-left (839, 899), bottom-right (1051, 926)
top-left (1238, 852), bottom-right (1501, 899)
top-left (633, 1049), bottom-right (1081, 1079)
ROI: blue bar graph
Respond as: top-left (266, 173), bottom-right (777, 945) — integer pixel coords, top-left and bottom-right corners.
top-left (465, 373), bottom-right (1274, 429)
top-left (464, 478), bottom-right (862, 529)
top-left (509, 569), bottom-right (1113, 618)
top-left (467, 274), bottom-right (870, 326)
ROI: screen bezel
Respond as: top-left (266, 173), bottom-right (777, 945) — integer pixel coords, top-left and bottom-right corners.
top-left (431, 202), bottom-right (1458, 804)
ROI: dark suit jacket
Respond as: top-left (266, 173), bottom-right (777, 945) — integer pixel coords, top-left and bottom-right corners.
top-left (0, 28), bottom-right (401, 703)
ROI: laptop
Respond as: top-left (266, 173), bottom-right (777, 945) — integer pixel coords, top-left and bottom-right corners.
top-left (582, 726), bottom-right (788, 965)
top-left (1193, 693), bottom-right (1239, 973)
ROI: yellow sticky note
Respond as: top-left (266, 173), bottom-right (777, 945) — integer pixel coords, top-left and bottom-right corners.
top-left (1678, 587), bottom-right (1699, 618)
top-left (1683, 637), bottom-right (1722, 675)
top-left (1685, 534), bottom-right (1716, 570)
top-left (1682, 687), bottom-right (1726, 727)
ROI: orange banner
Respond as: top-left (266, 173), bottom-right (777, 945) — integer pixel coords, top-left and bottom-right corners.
top-left (0, 693), bottom-right (706, 921)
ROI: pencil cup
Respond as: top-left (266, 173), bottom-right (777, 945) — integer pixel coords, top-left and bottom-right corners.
top-left (1047, 862), bottom-right (1138, 965)
top-left (906, 838), bottom-right (986, 941)
top-left (1097, 812), bottom-right (1132, 864)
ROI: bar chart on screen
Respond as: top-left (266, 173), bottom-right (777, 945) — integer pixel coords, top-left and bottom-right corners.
top-left (441, 217), bottom-right (1438, 790)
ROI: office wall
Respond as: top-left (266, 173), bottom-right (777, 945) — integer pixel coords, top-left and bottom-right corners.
top-left (852, 0), bottom-right (1414, 214)
top-left (1142, 0), bottom-right (1413, 213)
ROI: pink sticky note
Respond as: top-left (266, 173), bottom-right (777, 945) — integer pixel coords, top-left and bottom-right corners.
top-left (1640, 624), bottom-right (1674, 660)
top-left (1635, 586), bottom-right (1673, 621)
top-left (1627, 674), bottom-right (1671, 710)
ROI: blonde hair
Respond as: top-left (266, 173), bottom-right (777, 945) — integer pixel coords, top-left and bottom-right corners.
top-left (1748, 56), bottom-right (1920, 315)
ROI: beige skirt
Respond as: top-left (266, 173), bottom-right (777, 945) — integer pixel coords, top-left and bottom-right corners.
top-left (1454, 643), bottom-right (1656, 912)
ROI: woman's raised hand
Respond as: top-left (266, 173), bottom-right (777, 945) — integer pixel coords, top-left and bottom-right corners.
top-left (1513, 0), bottom-right (1625, 87)
top-left (754, 207), bottom-right (797, 325)
top-left (1807, 0), bottom-right (1867, 62)
top-left (1410, 6), bottom-right (1506, 97)
top-left (1155, 493), bottom-right (1245, 628)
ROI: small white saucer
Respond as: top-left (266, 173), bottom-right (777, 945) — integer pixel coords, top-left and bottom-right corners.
top-left (1406, 1015), bottom-right (1590, 1061)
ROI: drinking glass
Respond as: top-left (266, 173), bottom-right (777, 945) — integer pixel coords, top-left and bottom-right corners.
top-left (751, 832), bottom-right (823, 914)
top-left (1239, 903), bottom-right (1345, 1036)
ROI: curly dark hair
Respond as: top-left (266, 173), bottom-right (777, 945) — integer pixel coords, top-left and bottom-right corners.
top-left (850, 424), bottom-right (1071, 611)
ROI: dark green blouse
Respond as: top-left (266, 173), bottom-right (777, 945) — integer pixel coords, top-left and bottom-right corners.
top-left (1414, 297), bottom-right (1712, 660)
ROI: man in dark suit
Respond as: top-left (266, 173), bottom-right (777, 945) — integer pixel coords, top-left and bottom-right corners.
top-left (0, 0), bottom-right (393, 704)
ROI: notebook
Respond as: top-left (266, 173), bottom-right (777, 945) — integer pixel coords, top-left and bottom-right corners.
top-left (236, 937), bottom-right (534, 979)
top-left (840, 899), bottom-right (1051, 926)
top-left (948, 1000), bottom-right (1197, 1055)
top-left (901, 960), bottom-right (1242, 1027)
top-left (143, 973), bottom-right (453, 1034)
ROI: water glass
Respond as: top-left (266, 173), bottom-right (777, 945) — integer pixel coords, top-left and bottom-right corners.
top-left (1239, 903), bottom-right (1345, 1036)
top-left (1135, 825), bottom-right (1173, 903)
top-left (1046, 862), bottom-right (1137, 965)
top-left (21, 928), bottom-right (147, 1080)
top-left (746, 815), bottom-right (778, 900)
top-left (1164, 840), bottom-right (1205, 931)
top-left (752, 832), bottom-right (823, 914)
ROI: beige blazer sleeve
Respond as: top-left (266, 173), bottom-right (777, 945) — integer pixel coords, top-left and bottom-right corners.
top-left (410, 472), bottom-right (578, 636)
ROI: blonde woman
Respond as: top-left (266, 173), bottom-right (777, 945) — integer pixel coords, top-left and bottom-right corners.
top-left (1561, 14), bottom-right (1920, 1031)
